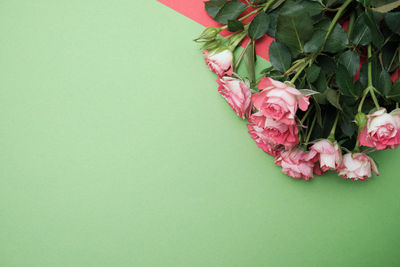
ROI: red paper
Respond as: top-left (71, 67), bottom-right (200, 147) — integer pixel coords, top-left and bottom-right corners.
top-left (158, 0), bottom-right (273, 60)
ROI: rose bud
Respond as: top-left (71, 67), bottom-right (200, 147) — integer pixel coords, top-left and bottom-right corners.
top-left (249, 112), bottom-right (299, 147)
top-left (203, 47), bottom-right (233, 77)
top-left (251, 77), bottom-right (310, 125)
top-left (274, 148), bottom-right (318, 181)
top-left (310, 139), bottom-right (341, 172)
top-left (201, 39), bottom-right (222, 51)
top-left (337, 153), bottom-right (379, 181)
top-left (358, 108), bottom-right (400, 150)
top-left (217, 77), bottom-right (251, 119)
top-left (194, 27), bottom-right (221, 42)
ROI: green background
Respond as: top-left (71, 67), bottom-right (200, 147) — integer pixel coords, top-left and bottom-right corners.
top-left (0, 1), bottom-right (399, 266)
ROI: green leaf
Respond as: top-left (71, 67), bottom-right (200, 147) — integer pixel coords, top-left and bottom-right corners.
top-left (268, 41), bottom-right (291, 73)
top-left (317, 55), bottom-right (336, 74)
top-left (326, 0), bottom-right (340, 6)
top-left (336, 64), bottom-right (356, 97)
top-left (323, 21), bottom-right (349, 53)
top-left (214, 0), bottom-right (247, 24)
top-left (352, 14), bottom-right (372, 46)
top-left (365, 10), bottom-right (384, 47)
top-left (260, 66), bottom-right (273, 75)
top-left (384, 12), bottom-right (400, 35)
top-left (227, 19), bottom-right (244, 32)
top-left (204, 0), bottom-right (227, 18)
top-left (313, 70), bottom-right (328, 93)
top-left (299, 0), bottom-right (324, 16)
top-left (304, 19), bottom-right (348, 54)
top-left (359, 57), bottom-right (382, 88)
top-left (378, 70), bottom-right (392, 96)
top-left (357, 0), bottom-right (371, 6)
top-left (372, 0), bottom-right (400, 13)
top-left (342, 96), bottom-right (358, 119)
top-left (354, 81), bottom-right (363, 96)
top-left (313, 96), bottom-right (323, 127)
top-left (244, 41), bottom-right (256, 82)
top-left (382, 42), bottom-right (399, 72)
top-left (275, 0), bottom-right (314, 56)
top-left (266, 8), bottom-right (280, 37)
top-left (370, 0), bottom-right (386, 6)
top-left (304, 30), bottom-right (325, 53)
top-left (387, 80), bottom-right (400, 101)
top-left (340, 117), bottom-right (356, 137)
top-left (338, 50), bottom-right (360, 77)
top-left (314, 89), bottom-right (327, 105)
top-left (326, 88), bottom-right (343, 111)
top-left (306, 65), bottom-right (321, 83)
top-left (248, 11), bottom-right (270, 40)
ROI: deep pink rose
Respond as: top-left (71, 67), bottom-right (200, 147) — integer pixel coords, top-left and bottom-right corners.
top-left (251, 77), bottom-right (310, 125)
top-left (203, 48), bottom-right (233, 77)
top-left (249, 112), bottom-right (299, 147)
top-left (337, 153), bottom-right (379, 181)
top-left (358, 108), bottom-right (400, 150)
top-left (310, 139), bottom-right (341, 172)
top-left (274, 148), bottom-right (318, 180)
top-left (217, 77), bottom-right (251, 119)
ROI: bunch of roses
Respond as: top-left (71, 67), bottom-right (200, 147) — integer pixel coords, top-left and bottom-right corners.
top-left (195, 0), bottom-right (400, 181)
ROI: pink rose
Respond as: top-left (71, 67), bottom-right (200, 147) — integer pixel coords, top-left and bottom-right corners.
top-left (249, 112), bottom-right (299, 147)
top-left (247, 122), bottom-right (282, 157)
top-left (251, 77), bottom-right (310, 125)
top-left (310, 139), bottom-right (341, 172)
top-left (358, 108), bottom-right (400, 150)
top-left (203, 48), bottom-right (233, 77)
top-left (274, 148), bottom-right (318, 180)
top-left (337, 153), bottom-right (379, 181)
top-left (217, 77), bottom-right (251, 119)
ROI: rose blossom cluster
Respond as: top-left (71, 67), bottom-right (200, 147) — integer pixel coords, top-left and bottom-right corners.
top-left (201, 48), bottom-right (398, 181)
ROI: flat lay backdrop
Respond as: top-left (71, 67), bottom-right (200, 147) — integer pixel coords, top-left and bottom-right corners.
top-left (0, 1), bottom-right (400, 266)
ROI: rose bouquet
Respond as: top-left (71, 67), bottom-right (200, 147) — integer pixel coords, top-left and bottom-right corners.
top-left (195, 0), bottom-right (400, 181)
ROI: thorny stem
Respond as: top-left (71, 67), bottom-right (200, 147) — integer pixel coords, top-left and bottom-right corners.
top-left (239, 7), bottom-right (263, 21)
top-left (235, 39), bottom-right (251, 70)
top-left (358, 45), bottom-right (381, 113)
top-left (290, 63), bottom-right (307, 84)
top-left (358, 88), bottom-right (369, 113)
top-left (301, 106), bottom-right (313, 124)
top-left (305, 115), bottom-right (317, 146)
top-left (263, 0), bottom-right (276, 12)
top-left (321, 0), bottom-right (352, 51)
top-left (284, 60), bottom-right (302, 76)
top-left (354, 139), bottom-right (360, 152)
top-left (367, 45), bottom-right (380, 110)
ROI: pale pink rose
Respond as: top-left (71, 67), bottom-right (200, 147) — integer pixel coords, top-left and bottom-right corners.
top-left (358, 108), bottom-right (400, 150)
top-left (249, 112), bottom-right (299, 147)
top-left (337, 153), bottom-right (379, 181)
top-left (251, 77), bottom-right (310, 125)
top-left (310, 139), bottom-right (341, 172)
top-left (217, 77), bottom-right (251, 119)
top-left (247, 122), bottom-right (282, 157)
top-left (203, 48), bottom-right (233, 77)
top-left (274, 148), bottom-right (318, 180)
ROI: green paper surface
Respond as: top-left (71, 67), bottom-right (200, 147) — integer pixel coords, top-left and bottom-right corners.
top-left (0, 1), bottom-right (399, 266)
